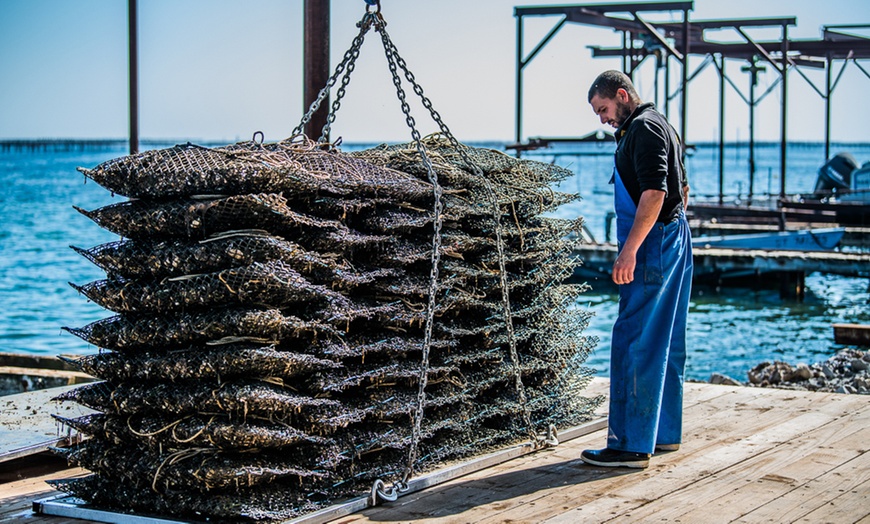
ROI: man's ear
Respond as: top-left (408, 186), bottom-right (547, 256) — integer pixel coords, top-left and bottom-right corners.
top-left (616, 88), bottom-right (629, 103)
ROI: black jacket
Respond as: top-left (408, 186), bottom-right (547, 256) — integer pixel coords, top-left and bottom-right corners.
top-left (614, 102), bottom-right (687, 223)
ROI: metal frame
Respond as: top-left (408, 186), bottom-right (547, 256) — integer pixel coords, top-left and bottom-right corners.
top-left (514, 2), bottom-right (692, 150)
top-left (514, 2), bottom-right (870, 204)
top-left (123, 2), bottom-right (332, 154)
top-left (34, 418), bottom-right (608, 524)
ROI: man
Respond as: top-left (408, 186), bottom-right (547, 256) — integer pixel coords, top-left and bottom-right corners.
top-left (581, 70), bottom-right (693, 469)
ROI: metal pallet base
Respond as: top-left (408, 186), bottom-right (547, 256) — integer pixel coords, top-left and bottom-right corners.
top-left (34, 418), bottom-right (606, 524)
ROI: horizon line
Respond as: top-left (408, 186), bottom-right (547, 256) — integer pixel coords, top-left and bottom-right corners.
top-left (3, 138), bottom-right (870, 147)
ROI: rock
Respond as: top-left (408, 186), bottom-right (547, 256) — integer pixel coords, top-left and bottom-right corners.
top-left (710, 372), bottom-right (742, 386)
top-left (731, 349), bottom-right (869, 395)
top-left (792, 364), bottom-right (813, 381)
top-left (747, 362), bottom-right (770, 385)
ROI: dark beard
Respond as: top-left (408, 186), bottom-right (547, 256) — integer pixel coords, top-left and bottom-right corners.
top-left (615, 100), bottom-right (633, 127)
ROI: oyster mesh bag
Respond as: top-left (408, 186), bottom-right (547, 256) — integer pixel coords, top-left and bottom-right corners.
top-left (54, 133), bottom-right (601, 522)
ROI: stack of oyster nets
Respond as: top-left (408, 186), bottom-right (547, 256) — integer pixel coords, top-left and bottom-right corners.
top-left (50, 135), bottom-right (602, 521)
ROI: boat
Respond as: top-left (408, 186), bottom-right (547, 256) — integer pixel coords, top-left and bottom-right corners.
top-left (692, 227), bottom-right (846, 251)
top-left (689, 152), bottom-right (870, 231)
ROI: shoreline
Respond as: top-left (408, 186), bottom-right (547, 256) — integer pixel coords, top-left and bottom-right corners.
top-left (3, 347), bottom-right (868, 398)
top-left (698, 347), bottom-right (869, 395)
top-left (0, 347), bottom-right (870, 397)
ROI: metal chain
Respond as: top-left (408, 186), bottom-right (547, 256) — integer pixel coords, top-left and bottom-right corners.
top-left (299, 4), bottom-right (539, 504)
top-left (373, 15), bottom-right (446, 488)
top-left (291, 11), bottom-right (379, 139)
top-left (378, 24), bottom-right (537, 445)
top-left (318, 13), bottom-right (377, 142)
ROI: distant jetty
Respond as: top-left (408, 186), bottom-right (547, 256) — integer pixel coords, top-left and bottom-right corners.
top-left (0, 139), bottom-right (128, 152)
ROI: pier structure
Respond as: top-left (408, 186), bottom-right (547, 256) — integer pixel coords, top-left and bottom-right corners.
top-left (512, 2), bottom-right (870, 298)
top-left (573, 242), bottom-right (870, 300)
top-left (7, 379), bottom-right (869, 523)
top-left (512, 2), bottom-right (870, 204)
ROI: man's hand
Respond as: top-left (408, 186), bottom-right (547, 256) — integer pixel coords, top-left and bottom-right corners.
top-left (612, 189), bottom-right (665, 285)
top-left (612, 250), bottom-right (637, 285)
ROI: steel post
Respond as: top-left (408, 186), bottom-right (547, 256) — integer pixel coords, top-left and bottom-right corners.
top-left (303, 0), bottom-right (330, 140)
top-left (128, 0), bottom-right (139, 155)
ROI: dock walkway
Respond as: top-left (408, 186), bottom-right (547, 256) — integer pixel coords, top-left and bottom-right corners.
top-left (336, 380), bottom-right (869, 524)
top-left (2, 379), bottom-right (868, 524)
top-left (577, 244), bottom-right (870, 280)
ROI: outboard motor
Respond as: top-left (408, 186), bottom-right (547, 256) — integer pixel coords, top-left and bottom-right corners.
top-left (841, 161), bottom-right (870, 202)
top-left (813, 152), bottom-right (857, 197)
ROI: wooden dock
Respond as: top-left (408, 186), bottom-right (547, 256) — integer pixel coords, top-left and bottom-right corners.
top-left (3, 379), bottom-right (868, 524)
top-left (0, 385), bottom-right (93, 463)
top-left (574, 243), bottom-right (870, 299)
top-left (576, 243), bottom-right (870, 280)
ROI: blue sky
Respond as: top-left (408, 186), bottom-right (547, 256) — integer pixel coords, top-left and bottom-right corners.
top-left (1, 0), bottom-right (868, 143)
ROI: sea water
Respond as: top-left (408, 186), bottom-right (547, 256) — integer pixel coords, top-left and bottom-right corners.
top-left (0, 141), bottom-right (867, 381)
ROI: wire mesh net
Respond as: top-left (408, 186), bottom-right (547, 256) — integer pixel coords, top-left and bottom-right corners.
top-left (53, 131), bottom-right (602, 522)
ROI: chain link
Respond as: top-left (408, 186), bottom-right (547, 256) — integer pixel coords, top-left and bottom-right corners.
top-left (296, 5), bottom-right (540, 499)
top-left (291, 12), bottom-right (380, 139)
top-left (378, 23), bottom-right (537, 445)
top-left (372, 16), bottom-right (447, 487)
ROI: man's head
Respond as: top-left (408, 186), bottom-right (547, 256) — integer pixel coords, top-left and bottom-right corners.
top-left (588, 70), bottom-right (642, 129)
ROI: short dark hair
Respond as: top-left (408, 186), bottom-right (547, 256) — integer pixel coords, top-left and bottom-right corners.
top-left (588, 70), bottom-right (641, 104)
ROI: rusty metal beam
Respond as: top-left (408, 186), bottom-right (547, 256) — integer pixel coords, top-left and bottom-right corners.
top-left (303, 0), bottom-right (329, 140)
top-left (633, 14), bottom-right (683, 61)
top-left (128, 0), bottom-right (139, 155)
top-left (736, 26), bottom-right (784, 74)
top-left (683, 39), bottom-right (870, 59)
top-left (686, 17), bottom-right (796, 30)
top-left (824, 24), bottom-right (870, 41)
top-left (590, 40), bottom-right (870, 61)
top-left (514, 2), bottom-right (693, 17)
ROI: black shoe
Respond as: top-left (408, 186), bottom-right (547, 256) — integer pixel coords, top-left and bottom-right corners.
top-left (581, 448), bottom-right (650, 469)
top-left (654, 443), bottom-right (680, 453)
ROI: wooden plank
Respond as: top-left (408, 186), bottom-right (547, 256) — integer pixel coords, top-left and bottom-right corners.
top-left (0, 385), bottom-right (95, 462)
top-left (0, 467), bottom-right (89, 522)
top-left (833, 323), bottom-right (870, 345)
top-left (478, 388), bottom-right (831, 524)
top-left (0, 366), bottom-right (93, 382)
top-left (732, 405), bottom-right (870, 523)
top-left (736, 458), bottom-right (870, 523)
top-left (346, 384), bottom-right (809, 524)
top-left (0, 353), bottom-right (81, 372)
top-left (623, 399), bottom-right (870, 523)
top-left (790, 475), bottom-right (870, 524)
top-left (350, 383), bottom-right (733, 524)
top-left (544, 391), bottom-right (865, 523)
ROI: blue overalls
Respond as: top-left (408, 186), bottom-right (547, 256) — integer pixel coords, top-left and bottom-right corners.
top-left (607, 166), bottom-right (693, 454)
